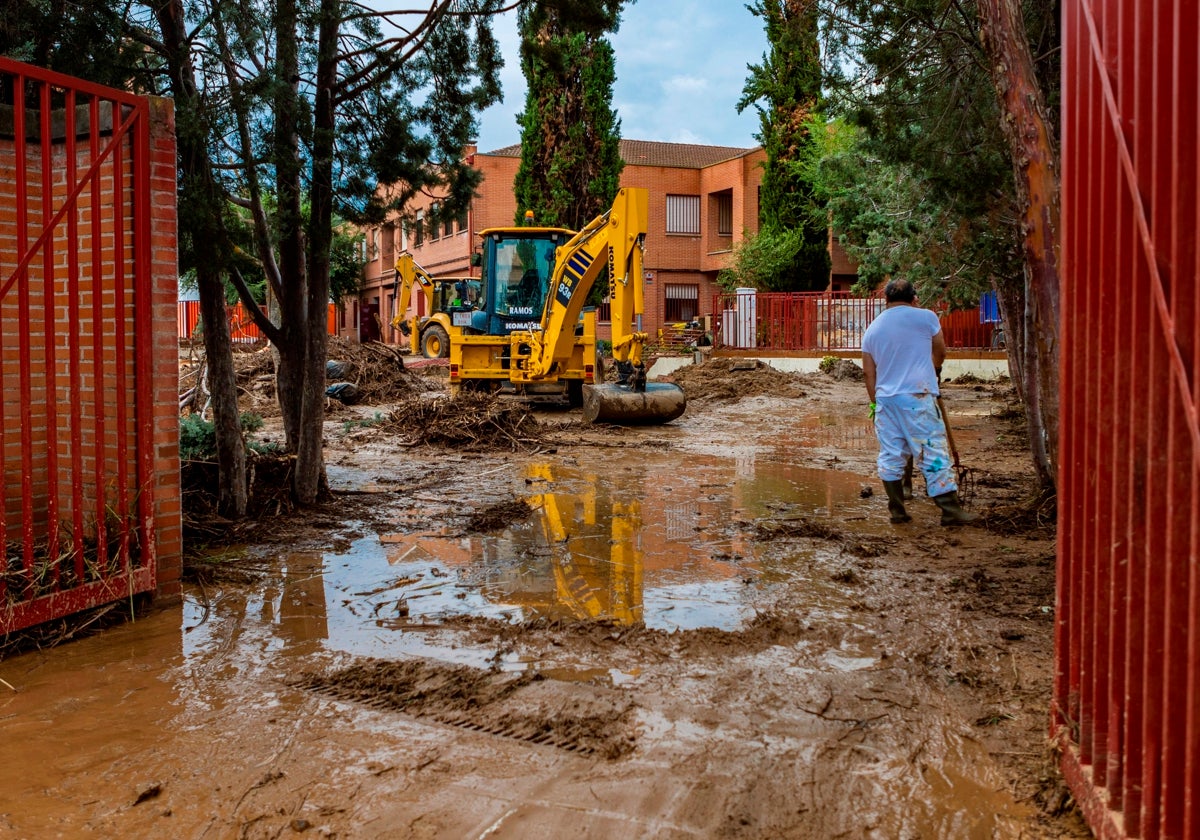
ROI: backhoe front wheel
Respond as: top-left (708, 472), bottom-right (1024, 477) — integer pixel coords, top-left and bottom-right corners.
top-left (421, 324), bottom-right (450, 359)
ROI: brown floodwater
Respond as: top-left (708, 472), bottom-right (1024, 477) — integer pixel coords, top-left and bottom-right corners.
top-left (0, 410), bottom-right (1027, 839)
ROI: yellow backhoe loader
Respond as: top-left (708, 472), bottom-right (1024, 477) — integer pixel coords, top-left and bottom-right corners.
top-left (390, 254), bottom-right (481, 359)
top-left (451, 187), bottom-right (686, 424)
top-left (390, 189), bottom-right (684, 423)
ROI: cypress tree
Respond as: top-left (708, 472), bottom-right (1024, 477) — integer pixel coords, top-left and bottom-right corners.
top-left (739, 0), bottom-right (830, 291)
top-left (512, 1), bottom-right (625, 231)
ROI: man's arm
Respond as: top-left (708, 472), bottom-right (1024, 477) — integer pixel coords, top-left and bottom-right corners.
top-left (932, 331), bottom-right (947, 376)
top-left (862, 352), bottom-right (877, 403)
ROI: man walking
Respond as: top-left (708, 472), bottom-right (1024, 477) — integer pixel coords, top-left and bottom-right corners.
top-left (862, 279), bottom-right (978, 526)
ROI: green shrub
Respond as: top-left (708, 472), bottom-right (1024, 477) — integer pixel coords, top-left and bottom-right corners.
top-left (179, 413), bottom-right (278, 462)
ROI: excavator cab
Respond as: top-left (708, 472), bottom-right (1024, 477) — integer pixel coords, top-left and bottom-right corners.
top-left (477, 227), bottom-right (571, 335)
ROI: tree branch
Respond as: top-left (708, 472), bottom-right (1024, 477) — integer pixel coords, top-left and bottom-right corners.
top-left (228, 263), bottom-right (284, 345)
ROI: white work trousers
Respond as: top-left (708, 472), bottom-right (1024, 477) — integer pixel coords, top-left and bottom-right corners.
top-left (873, 393), bottom-right (957, 497)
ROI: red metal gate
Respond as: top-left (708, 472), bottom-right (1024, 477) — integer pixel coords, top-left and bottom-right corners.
top-left (1058, 2), bottom-right (1199, 838)
top-left (1, 59), bottom-right (158, 633)
top-left (710, 291), bottom-right (1000, 351)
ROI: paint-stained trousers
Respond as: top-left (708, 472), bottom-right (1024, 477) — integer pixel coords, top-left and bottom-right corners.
top-left (873, 393), bottom-right (957, 497)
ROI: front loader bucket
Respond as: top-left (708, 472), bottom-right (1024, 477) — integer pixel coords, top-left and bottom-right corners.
top-left (582, 382), bottom-right (687, 425)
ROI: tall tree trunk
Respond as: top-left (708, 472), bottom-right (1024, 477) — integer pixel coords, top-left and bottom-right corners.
top-left (996, 273), bottom-right (1055, 491)
top-left (154, 0), bottom-right (247, 517)
top-left (293, 0), bottom-right (341, 505)
top-left (272, 0), bottom-right (313, 488)
top-left (978, 0), bottom-right (1061, 495)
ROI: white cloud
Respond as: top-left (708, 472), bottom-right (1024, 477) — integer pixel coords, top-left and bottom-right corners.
top-left (662, 75), bottom-right (709, 96)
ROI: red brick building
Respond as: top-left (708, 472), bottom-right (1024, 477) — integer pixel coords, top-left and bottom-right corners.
top-left (348, 140), bottom-right (774, 344)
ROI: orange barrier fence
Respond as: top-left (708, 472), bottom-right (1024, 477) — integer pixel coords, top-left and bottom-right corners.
top-left (178, 301), bottom-right (338, 341)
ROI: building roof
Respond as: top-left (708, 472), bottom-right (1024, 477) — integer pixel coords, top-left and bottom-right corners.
top-left (482, 139), bottom-right (759, 169)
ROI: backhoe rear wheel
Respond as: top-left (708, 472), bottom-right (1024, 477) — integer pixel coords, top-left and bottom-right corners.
top-left (421, 324), bottom-right (450, 359)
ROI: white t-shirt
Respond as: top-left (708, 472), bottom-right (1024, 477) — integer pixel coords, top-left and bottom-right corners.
top-left (861, 305), bottom-right (941, 398)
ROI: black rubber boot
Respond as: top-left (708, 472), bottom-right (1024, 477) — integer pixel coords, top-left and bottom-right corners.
top-left (933, 491), bottom-right (980, 526)
top-left (882, 480), bottom-right (911, 524)
top-left (902, 455), bottom-right (914, 500)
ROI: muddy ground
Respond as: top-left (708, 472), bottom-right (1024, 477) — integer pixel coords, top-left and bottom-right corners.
top-left (0, 353), bottom-right (1090, 839)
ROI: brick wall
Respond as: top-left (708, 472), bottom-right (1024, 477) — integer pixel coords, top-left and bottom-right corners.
top-left (360, 145), bottom-right (768, 340)
top-left (0, 82), bottom-right (180, 621)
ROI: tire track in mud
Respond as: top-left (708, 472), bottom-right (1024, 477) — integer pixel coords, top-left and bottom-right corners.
top-left (291, 657), bottom-right (638, 759)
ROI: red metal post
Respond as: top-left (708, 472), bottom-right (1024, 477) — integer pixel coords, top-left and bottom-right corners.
top-left (89, 92), bottom-right (109, 575)
top-left (66, 89), bottom-right (86, 584)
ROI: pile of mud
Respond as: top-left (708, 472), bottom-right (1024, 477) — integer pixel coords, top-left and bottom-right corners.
top-left (466, 499), bottom-right (534, 532)
top-left (292, 658), bottom-right (637, 758)
top-left (670, 357), bottom-right (810, 401)
top-left (324, 338), bottom-right (438, 404)
top-left (382, 392), bottom-right (547, 451)
top-left (819, 357), bottom-right (865, 382)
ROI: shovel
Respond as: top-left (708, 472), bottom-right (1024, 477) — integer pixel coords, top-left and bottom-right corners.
top-left (936, 394), bottom-right (963, 469)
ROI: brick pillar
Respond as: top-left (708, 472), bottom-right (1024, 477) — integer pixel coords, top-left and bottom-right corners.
top-left (147, 96), bottom-right (182, 604)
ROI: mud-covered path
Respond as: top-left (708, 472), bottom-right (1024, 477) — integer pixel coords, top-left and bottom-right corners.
top-left (0, 366), bottom-right (1088, 838)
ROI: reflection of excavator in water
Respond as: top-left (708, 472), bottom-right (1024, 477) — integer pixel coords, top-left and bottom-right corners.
top-left (393, 188), bottom-right (686, 424)
top-left (525, 465), bottom-right (644, 625)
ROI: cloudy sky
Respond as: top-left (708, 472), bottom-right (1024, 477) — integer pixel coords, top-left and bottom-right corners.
top-left (474, 2), bottom-right (769, 152)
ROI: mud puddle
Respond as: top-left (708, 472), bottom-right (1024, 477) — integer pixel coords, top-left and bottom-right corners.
top-left (268, 452), bottom-right (883, 657)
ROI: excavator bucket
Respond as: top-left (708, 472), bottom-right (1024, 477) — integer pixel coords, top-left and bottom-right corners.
top-left (581, 382), bottom-right (687, 425)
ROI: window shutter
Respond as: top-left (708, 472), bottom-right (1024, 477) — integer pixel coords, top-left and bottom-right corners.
top-left (666, 195), bottom-right (700, 235)
top-left (717, 194), bottom-right (733, 236)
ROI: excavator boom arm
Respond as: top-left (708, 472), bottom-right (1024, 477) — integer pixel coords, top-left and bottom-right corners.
top-left (519, 188), bottom-right (649, 381)
top-left (392, 253), bottom-right (436, 353)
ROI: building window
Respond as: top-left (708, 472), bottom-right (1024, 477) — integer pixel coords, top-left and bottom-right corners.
top-left (429, 204), bottom-right (439, 240)
top-left (664, 283), bottom-right (699, 322)
top-left (415, 211), bottom-right (424, 246)
top-left (401, 220), bottom-right (410, 251)
top-left (381, 223), bottom-right (395, 263)
top-left (457, 205), bottom-right (469, 233)
top-left (666, 194), bottom-right (700, 235)
top-left (715, 193), bottom-right (733, 236)
top-left (443, 212), bottom-right (454, 239)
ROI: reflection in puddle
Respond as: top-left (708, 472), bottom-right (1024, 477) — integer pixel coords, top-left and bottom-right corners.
top-left (231, 454), bottom-right (878, 661)
top-left (793, 415), bottom-right (877, 451)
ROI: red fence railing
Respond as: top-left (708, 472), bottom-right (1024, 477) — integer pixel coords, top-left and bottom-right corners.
top-left (178, 301), bottom-right (339, 342)
top-left (1058, 2), bottom-right (1199, 838)
top-left (710, 291), bottom-right (1001, 352)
